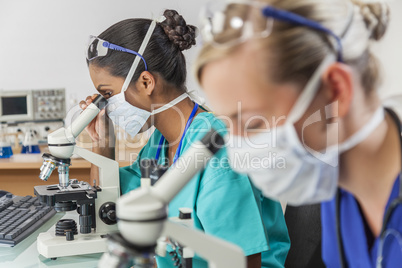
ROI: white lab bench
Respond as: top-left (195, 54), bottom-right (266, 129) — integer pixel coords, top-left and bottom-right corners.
top-left (0, 211), bottom-right (102, 267)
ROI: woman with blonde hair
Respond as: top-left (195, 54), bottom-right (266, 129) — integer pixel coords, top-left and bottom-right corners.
top-left (196, 0), bottom-right (401, 267)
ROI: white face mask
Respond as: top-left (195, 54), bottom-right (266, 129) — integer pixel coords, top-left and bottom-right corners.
top-left (106, 92), bottom-right (189, 138)
top-left (226, 54), bottom-right (385, 205)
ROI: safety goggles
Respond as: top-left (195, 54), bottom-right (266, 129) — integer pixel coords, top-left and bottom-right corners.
top-left (200, 1), bottom-right (273, 48)
top-left (86, 35), bottom-right (148, 70)
top-left (200, 0), bottom-right (345, 62)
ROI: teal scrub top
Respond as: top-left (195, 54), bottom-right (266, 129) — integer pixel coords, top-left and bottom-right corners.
top-left (119, 112), bottom-right (290, 268)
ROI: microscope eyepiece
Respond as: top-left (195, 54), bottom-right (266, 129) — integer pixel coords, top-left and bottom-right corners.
top-left (200, 129), bottom-right (225, 155)
top-left (92, 94), bottom-right (107, 109)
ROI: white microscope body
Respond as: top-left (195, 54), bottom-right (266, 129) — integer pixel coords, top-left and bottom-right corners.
top-left (34, 95), bottom-right (120, 258)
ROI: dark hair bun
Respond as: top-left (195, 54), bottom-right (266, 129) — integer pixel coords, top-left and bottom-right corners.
top-left (161, 9), bottom-right (197, 51)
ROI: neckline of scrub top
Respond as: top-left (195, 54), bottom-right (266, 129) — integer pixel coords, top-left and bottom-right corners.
top-left (155, 102), bottom-right (199, 163)
top-left (341, 176), bottom-right (400, 267)
top-left (321, 176), bottom-right (401, 267)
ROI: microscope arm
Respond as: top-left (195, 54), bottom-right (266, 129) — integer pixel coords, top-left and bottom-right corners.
top-left (163, 220), bottom-right (246, 268)
top-left (73, 146), bottom-right (119, 188)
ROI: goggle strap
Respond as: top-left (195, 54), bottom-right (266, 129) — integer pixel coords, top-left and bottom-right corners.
top-left (121, 16), bottom-right (165, 93)
top-left (104, 42), bottom-right (148, 70)
top-left (262, 6), bottom-right (343, 62)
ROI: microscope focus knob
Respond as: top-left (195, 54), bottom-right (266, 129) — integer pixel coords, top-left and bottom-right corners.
top-left (107, 211), bottom-right (116, 221)
top-left (99, 202), bottom-right (117, 225)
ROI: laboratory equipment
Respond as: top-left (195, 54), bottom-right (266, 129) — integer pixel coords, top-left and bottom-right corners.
top-left (0, 144), bottom-right (13, 158)
top-left (0, 193), bottom-right (56, 246)
top-left (20, 127), bottom-right (40, 154)
top-left (0, 124), bottom-right (13, 158)
top-left (99, 129), bottom-right (246, 268)
top-left (5, 121), bottom-right (64, 147)
top-left (33, 94), bottom-right (120, 258)
top-left (0, 88), bottom-right (65, 123)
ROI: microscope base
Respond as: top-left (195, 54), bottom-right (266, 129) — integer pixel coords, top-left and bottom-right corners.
top-left (37, 231), bottom-right (109, 258)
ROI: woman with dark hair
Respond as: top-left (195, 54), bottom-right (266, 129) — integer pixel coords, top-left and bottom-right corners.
top-left (80, 9), bottom-right (290, 268)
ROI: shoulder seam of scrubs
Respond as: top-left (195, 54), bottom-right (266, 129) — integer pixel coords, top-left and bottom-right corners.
top-left (186, 112), bottom-right (228, 136)
top-left (199, 167), bottom-right (247, 189)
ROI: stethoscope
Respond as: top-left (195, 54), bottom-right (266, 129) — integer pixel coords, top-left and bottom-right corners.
top-left (155, 102), bottom-right (199, 164)
top-left (336, 107), bottom-right (402, 268)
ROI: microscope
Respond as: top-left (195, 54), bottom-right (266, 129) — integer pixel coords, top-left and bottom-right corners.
top-left (34, 95), bottom-right (120, 258)
top-left (99, 130), bottom-right (246, 268)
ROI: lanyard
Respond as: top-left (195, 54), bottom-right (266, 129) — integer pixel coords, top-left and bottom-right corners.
top-left (155, 103), bottom-right (199, 164)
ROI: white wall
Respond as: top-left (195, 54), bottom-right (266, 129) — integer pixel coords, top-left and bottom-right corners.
top-left (0, 0), bottom-right (208, 110)
top-left (0, 0), bottom-right (401, 110)
top-left (372, 0), bottom-right (402, 99)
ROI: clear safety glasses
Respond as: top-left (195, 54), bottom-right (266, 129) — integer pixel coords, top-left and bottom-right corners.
top-left (86, 35), bottom-right (148, 70)
top-left (200, 1), bottom-right (273, 48)
top-left (200, 0), bottom-right (344, 62)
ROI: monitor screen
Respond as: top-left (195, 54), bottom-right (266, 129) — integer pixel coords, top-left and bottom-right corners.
top-left (1, 96), bottom-right (28, 116)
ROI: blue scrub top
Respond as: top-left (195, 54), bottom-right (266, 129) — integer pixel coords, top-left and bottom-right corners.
top-left (321, 176), bottom-right (402, 268)
top-left (119, 112), bottom-right (290, 268)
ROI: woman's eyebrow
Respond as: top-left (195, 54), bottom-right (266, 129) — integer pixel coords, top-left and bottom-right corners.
top-left (97, 84), bottom-right (111, 91)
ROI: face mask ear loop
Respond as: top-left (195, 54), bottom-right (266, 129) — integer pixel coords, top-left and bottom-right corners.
top-left (187, 90), bottom-right (213, 111)
top-left (337, 107), bottom-right (385, 153)
top-left (150, 93), bottom-right (189, 115)
top-left (121, 16), bottom-right (167, 100)
top-left (286, 54), bottom-right (336, 124)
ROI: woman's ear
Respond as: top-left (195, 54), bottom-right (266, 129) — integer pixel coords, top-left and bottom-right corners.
top-left (321, 62), bottom-right (354, 118)
top-left (136, 71), bottom-right (156, 96)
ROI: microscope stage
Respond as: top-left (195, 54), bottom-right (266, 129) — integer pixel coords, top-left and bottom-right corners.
top-left (34, 182), bottom-right (99, 207)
